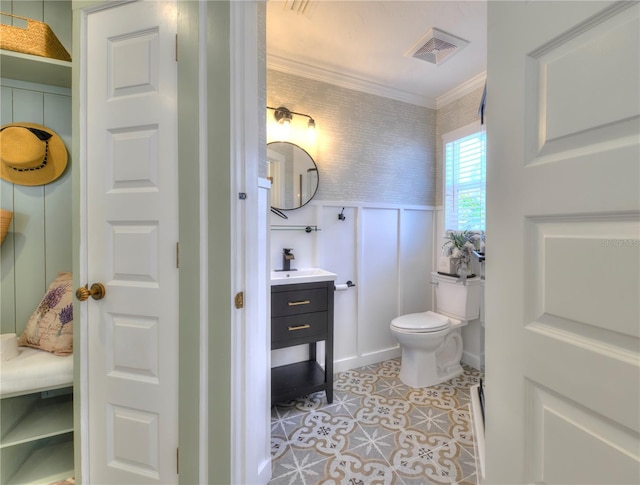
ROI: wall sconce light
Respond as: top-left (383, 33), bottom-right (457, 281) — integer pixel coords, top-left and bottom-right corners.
top-left (273, 106), bottom-right (293, 125)
top-left (267, 106), bottom-right (317, 145)
top-left (268, 106), bottom-right (316, 130)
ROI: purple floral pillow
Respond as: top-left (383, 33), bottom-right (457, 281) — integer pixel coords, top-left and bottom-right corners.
top-left (18, 272), bottom-right (73, 355)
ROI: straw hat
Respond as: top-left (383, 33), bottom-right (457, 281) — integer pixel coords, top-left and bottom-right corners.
top-left (0, 122), bottom-right (68, 186)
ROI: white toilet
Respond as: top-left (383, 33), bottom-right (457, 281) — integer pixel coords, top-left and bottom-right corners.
top-left (390, 272), bottom-right (481, 388)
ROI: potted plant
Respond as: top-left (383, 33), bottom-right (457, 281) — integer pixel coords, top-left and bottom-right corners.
top-left (441, 230), bottom-right (483, 280)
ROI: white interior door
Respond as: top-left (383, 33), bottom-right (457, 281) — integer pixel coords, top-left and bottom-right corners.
top-left (84, 1), bottom-right (178, 483)
top-left (486, 1), bottom-right (639, 483)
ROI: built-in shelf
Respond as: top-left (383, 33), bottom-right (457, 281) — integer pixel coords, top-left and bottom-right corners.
top-left (1, 9), bottom-right (74, 483)
top-left (1, 388), bottom-right (74, 484)
top-left (1, 396), bottom-right (73, 448)
top-left (7, 436), bottom-right (74, 485)
top-left (0, 49), bottom-right (71, 88)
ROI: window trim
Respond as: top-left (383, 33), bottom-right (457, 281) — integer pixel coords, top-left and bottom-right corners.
top-left (442, 120), bottom-right (485, 232)
top-left (442, 120), bottom-right (482, 150)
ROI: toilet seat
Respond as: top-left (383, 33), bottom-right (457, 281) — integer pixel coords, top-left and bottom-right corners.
top-left (391, 311), bottom-right (450, 333)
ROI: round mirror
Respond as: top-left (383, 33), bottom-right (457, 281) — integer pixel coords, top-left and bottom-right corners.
top-left (267, 141), bottom-right (319, 210)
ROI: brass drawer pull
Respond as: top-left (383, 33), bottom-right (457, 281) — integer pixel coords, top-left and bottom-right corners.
top-left (288, 324), bottom-right (311, 331)
top-left (288, 300), bottom-right (310, 306)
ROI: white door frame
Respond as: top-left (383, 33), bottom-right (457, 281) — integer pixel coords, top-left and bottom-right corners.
top-left (229, 1), bottom-right (271, 483)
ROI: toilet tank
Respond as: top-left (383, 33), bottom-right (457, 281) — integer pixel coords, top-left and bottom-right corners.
top-left (432, 272), bottom-right (481, 321)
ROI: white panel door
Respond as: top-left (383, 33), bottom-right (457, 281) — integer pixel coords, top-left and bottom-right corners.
top-left (486, 2), bottom-right (639, 484)
top-left (84, 1), bottom-right (178, 483)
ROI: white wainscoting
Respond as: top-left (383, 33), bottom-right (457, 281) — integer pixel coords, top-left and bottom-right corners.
top-left (270, 200), bottom-right (438, 373)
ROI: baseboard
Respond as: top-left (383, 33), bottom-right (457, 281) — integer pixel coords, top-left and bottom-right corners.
top-left (333, 347), bottom-right (402, 373)
top-left (470, 384), bottom-right (485, 482)
top-left (334, 348), bottom-right (476, 374)
top-left (279, 347), bottom-right (476, 375)
top-left (462, 350), bottom-right (481, 370)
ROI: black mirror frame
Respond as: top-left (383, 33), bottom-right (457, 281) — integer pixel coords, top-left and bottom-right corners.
top-left (267, 141), bottom-right (319, 212)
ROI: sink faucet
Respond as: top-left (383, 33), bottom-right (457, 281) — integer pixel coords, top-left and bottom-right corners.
top-left (282, 248), bottom-right (296, 271)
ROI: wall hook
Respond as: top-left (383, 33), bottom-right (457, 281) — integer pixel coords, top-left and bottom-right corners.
top-left (338, 207), bottom-right (346, 221)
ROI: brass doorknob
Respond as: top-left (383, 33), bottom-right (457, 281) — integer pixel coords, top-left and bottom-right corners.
top-left (76, 283), bottom-right (106, 301)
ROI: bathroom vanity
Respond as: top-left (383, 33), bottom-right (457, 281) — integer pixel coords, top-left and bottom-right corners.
top-left (270, 278), bottom-right (335, 405)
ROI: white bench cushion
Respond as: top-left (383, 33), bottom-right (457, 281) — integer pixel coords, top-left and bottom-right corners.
top-left (0, 347), bottom-right (73, 398)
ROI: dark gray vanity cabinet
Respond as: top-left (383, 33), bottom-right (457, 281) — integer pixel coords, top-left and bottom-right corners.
top-left (271, 280), bottom-right (334, 405)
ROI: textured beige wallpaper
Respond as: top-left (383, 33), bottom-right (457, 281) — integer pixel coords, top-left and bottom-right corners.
top-left (267, 69), bottom-right (437, 206)
top-left (435, 86), bottom-right (485, 204)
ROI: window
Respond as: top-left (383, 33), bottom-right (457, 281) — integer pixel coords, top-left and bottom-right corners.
top-left (443, 122), bottom-right (486, 231)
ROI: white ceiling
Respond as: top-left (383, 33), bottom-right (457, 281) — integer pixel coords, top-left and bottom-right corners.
top-left (266, 0), bottom-right (487, 108)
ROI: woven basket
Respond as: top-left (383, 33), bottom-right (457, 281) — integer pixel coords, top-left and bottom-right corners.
top-left (1, 209), bottom-right (12, 244)
top-left (0, 12), bottom-right (71, 62)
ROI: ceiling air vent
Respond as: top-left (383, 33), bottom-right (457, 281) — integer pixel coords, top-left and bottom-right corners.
top-left (404, 28), bottom-right (469, 65)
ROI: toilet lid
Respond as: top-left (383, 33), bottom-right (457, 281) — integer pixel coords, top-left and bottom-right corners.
top-left (391, 311), bottom-right (450, 332)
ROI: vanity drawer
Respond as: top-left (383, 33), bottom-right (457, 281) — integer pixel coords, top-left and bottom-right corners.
top-left (271, 288), bottom-right (328, 317)
top-left (271, 312), bottom-right (327, 348)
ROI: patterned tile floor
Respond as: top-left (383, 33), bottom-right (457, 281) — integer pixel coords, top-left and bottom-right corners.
top-left (270, 359), bottom-right (482, 485)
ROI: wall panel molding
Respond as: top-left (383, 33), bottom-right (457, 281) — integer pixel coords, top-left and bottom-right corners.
top-left (269, 201), bottom-right (436, 373)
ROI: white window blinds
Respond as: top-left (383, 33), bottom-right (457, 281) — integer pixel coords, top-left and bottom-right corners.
top-left (444, 122), bottom-right (486, 231)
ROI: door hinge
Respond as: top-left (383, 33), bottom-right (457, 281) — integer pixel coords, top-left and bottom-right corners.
top-left (176, 447), bottom-right (179, 474)
top-left (175, 34), bottom-right (178, 62)
top-left (176, 242), bottom-right (179, 269)
top-left (234, 291), bottom-right (244, 309)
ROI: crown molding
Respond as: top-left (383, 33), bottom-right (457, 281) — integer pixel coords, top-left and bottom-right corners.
top-left (435, 71), bottom-right (486, 109)
top-left (267, 54), bottom-right (486, 111)
top-left (267, 54), bottom-right (437, 109)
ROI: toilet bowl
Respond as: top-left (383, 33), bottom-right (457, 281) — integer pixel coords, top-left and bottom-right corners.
top-left (390, 272), bottom-right (481, 388)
